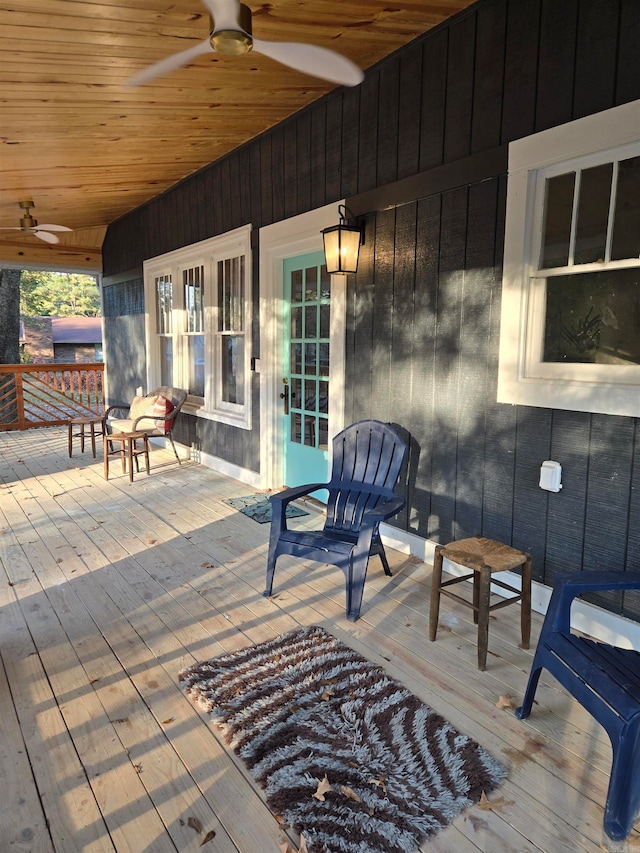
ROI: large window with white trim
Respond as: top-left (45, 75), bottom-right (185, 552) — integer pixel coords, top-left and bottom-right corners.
top-left (144, 226), bottom-right (252, 428)
top-left (498, 100), bottom-right (640, 417)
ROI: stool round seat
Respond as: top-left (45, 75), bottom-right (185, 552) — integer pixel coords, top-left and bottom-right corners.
top-left (429, 536), bottom-right (532, 671)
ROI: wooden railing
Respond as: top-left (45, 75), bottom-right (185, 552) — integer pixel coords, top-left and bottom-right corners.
top-left (0, 363), bottom-right (105, 431)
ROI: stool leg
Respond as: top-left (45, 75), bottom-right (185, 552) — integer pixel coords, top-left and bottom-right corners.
top-left (429, 545), bottom-right (444, 641)
top-left (472, 571), bottom-right (480, 625)
top-left (127, 439), bottom-right (134, 482)
top-left (142, 435), bottom-right (150, 475)
top-left (477, 565), bottom-right (491, 671)
top-left (103, 434), bottom-right (109, 479)
top-left (521, 553), bottom-right (532, 650)
top-left (68, 422), bottom-right (73, 457)
top-left (80, 422), bottom-right (85, 453)
top-left (90, 422), bottom-right (97, 458)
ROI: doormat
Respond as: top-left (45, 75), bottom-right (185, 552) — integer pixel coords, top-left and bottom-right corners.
top-left (224, 493), bottom-right (309, 524)
top-left (179, 625), bottom-right (507, 853)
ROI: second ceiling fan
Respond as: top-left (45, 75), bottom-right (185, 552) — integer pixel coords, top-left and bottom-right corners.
top-left (126, 0), bottom-right (364, 89)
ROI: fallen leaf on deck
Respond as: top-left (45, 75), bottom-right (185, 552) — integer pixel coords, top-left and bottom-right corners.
top-left (312, 775), bottom-right (333, 801)
top-left (187, 816), bottom-right (203, 833)
top-left (340, 785), bottom-right (361, 802)
top-left (201, 562), bottom-right (215, 568)
top-left (496, 693), bottom-right (516, 711)
top-left (476, 791), bottom-right (514, 813)
top-left (200, 830), bottom-right (216, 845)
top-left (162, 717), bottom-right (175, 725)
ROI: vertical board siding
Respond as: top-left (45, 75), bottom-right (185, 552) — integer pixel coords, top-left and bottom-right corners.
top-left (102, 0), bottom-right (640, 615)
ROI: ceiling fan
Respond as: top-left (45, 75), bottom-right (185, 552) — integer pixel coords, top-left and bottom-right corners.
top-left (126, 0), bottom-right (364, 88)
top-left (0, 201), bottom-right (72, 245)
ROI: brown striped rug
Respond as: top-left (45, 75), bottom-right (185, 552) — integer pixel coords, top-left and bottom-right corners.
top-left (179, 625), bottom-right (507, 853)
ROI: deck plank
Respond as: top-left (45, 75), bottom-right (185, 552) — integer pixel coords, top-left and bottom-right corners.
top-left (0, 428), bottom-right (637, 853)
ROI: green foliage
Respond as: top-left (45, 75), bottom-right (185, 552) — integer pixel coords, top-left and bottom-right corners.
top-left (20, 270), bottom-right (100, 317)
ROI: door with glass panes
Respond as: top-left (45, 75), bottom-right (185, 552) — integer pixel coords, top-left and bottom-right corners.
top-left (282, 252), bottom-right (331, 491)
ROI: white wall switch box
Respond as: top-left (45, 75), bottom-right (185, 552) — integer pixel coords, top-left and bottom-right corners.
top-left (540, 460), bottom-right (562, 492)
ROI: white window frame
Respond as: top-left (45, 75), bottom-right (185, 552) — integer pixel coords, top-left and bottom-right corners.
top-left (143, 225), bottom-right (252, 429)
top-left (497, 99), bottom-right (640, 417)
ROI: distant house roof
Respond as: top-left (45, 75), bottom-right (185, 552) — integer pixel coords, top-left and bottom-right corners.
top-left (51, 316), bottom-right (102, 345)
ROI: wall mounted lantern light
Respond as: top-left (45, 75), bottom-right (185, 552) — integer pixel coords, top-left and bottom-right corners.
top-left (321, 205), bottom-right (364, 274)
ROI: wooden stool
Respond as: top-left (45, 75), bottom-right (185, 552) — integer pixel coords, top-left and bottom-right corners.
top-left (68, 416), bottom-right (105, 459)
top-left (103, 431), bottom-right (150, 482)
top-left (429, 536), bottom-right (532, 670)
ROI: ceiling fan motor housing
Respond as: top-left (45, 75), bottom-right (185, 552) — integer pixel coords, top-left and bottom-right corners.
top-left (20, 214), bottom-right (37, 230)
top-left (210, 3), bottom-right (253, 55)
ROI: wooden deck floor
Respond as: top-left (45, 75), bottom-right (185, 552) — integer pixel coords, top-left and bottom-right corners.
top-left (0, 427), bottom-right (637, 853)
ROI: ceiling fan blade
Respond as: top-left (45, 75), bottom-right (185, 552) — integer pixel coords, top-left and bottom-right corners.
top-left (37, 224), bottom-right (72, 232)
top-left (34, 230), bottom-right (60, 244)
top-left (252, 39), bottom-right (364, 87)
top-left (0, 227), bottom-right (20, 231)
top-left (125, 39), bottom-right (214, 87)
top-left (201, 0), bottom-right (242, 32)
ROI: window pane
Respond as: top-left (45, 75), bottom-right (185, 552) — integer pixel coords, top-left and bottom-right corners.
top-left (290, 378), bottom-right (302, 409)
top-left (319, 417), bottom-right (328, 451)
top-left (305, 305), bottom-right (317, 338)
top-left (320, 264), bottom-right (331, 299)
top-left (290, 343), bottom-right (302, 374)
top-left (320, 304), bottom-right (330, 338)
top-left (291, 412), bottom-right (302, 444)
top-left (611, 155), bottom-right (640, 261)
top-left (319, 342), bottom-right (330, 377)
top-left (318, 381), bottom-right (329, 414)
top-left (543, 268), bottom-right (640, 364)
top-left (290, 306), bottom-right (302, 338)
top-left (541, 172), bottom-right (576, 269)
top-left (183, 265), bottom-right (204, 332)
top-left (574, 164), bottom-right (613, 265)
top-left (303, 415), bottom-right (316, 447)
top-left (156, 275), bottom-right (173, 334)
top-left (159, 336), bottom-right (173, 386)
top-left (303, 379), bottom-right (316, 413)
top-left (305, 267), bottom-right (318, 301)
top-left (291, 269), bottom-right (303, 302)
top-left (218, 256), bottom-right (245, 332)
top-left (189, 334), bottom-right (204, 397)
top-left (221, 334), bottom-right (245, 404)
top-left (305, 343), bottom-right (316, 375)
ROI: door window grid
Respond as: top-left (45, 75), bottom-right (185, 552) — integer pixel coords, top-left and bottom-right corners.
top-left (289, 264), bottom-right (330, 450)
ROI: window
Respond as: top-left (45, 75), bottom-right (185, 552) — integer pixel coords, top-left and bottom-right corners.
top-left (498, 100), bottom-right (640, 417)
top-left (144, 226), bottom-right (252, 428)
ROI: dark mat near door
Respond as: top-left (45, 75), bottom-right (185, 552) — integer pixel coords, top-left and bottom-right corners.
top-left (223, 493), bottom-right (309, 524)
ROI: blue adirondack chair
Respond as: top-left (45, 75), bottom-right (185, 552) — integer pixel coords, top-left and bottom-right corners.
top-left (515, 571), bottom-right (640, 841)
top-left (264, 419), bottom-right (407, 621)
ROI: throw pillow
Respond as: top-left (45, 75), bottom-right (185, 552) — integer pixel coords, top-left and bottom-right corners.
top-left (129, 394), bottom-right (158, 423)
top-left (150, 394), bottom-right (175, 434)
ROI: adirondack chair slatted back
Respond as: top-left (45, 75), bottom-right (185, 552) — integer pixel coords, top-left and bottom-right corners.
top-left (326, 421), bottom-right (406, 535)
top-left (265, 419), bottom-right (407, 621)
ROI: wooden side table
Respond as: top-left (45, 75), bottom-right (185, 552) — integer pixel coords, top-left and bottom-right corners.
top-left (68, 416), bottom-right (105, 459)
top-left (103, 431), bottom-right (150, 482)
top-left (429, 536), bottom-right (532, 670)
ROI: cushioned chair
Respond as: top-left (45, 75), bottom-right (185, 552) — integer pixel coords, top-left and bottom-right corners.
top-left (264, 419), bottom-right (407, 621)
top-left (104, 386), bottom-right (187, 465)
top-left (516, 571), bottom-right (640, 841)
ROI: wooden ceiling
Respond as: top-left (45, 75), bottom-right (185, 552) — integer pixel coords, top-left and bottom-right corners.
top-left (0, 0), bottom-right (476, 272)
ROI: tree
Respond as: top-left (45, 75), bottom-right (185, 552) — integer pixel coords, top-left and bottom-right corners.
top-left (20, 271), bottom-right (100, 317)
top-left (0, 268), bottom-right (21, 364)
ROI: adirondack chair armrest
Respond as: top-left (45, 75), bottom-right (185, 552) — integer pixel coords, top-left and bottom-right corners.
top-left (360, 495), bottom-right (406, 524)
top-left (545, 571), bottom-right (640, 635)
top-left (269, 483), bottom-right (328, 506)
